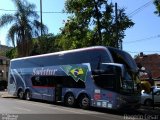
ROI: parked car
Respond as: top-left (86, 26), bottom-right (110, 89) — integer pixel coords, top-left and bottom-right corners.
top-left (141, 88), bottom-right (160, 106)
top-left (152, 86), bottom-right (160, 92)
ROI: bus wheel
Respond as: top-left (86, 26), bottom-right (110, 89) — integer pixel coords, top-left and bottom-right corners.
top-left (64, 93), bottom-right (75, 107)
top-left (25, 90), bottom-right (31, 101)
top-left (18, 89), bottom-right (24, 99)
top-left (79, 94), bottom-right (90, 109)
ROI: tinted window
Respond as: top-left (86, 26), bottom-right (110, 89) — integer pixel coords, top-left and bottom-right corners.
top-left (61, 49), bottom-right (111, 70)
top-left (93, 64), bottom-right (118, 90)
top-left (31, 76), bottom-right (85, 88)
top-left (88, 50), bottom-right (111, 70)
top-left (154, 90), bottom-right (160, 95)
top-left (11, 48), bottom-right (112, 69)
top-left (31, 76), bottom-right (48, 86)
top-left (94, 75), bottom-right (116, 90)
top-left (108, 47), bottom-right (137, 71)
top-left (60, 76), bottom-right (85, 88)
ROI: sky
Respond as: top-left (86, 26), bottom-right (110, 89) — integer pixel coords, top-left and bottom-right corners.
top-left (0, 0), bottom-right (159, 57)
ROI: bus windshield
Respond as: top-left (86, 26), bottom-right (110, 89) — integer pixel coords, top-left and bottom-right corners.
top-left (120, 67), bottom-right (138, 94)
top-left (108, 47), bottom-right (140, 94)
top-left (93, 63), bottom-right (122, 91)
top-left (108, 47), bottom-right (137, 71)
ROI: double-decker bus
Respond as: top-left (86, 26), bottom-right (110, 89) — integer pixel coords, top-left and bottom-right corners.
top-left (8, 46), bottom-right (141, 109)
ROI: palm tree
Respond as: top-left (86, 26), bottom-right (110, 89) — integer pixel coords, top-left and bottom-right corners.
top-left (0, 0), bottom-right (48, 57)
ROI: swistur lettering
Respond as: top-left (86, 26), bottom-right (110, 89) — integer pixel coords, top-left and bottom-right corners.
top-left (33, 68), bottom-right (57, 76)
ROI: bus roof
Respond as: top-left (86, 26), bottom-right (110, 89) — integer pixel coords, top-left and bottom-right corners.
top-left (11, 46), bottom-right (109, 61)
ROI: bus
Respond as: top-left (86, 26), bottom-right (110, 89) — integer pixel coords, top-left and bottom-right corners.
top-left (8, 46), bottom-right (141, 110)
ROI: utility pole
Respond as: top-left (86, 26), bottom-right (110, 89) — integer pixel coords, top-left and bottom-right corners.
top-left (115, 2), bottom-right (118, 48)
top-left (94, 0), bottom-right (102, 45)
top-left (40, 0), bottom-right (43, 36)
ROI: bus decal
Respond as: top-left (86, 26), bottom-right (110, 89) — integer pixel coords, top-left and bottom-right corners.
top-left (13, 69), bottom-right (26, 88)
top-left (32, 67), bottom-right (57, 76)
top-left (8, 69), bottom-right (17, 94)
top-left (61, 65), bottom-right (88, 82)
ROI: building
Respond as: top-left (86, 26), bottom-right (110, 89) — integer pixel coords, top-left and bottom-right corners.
top-left (135, 52), bottom-right (160, 79)
top-left (0, 45), bottom-right (12, 82)
top-left (0, 56), bottom-right (10, 81)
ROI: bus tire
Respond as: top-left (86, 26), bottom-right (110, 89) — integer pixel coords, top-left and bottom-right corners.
top-left (64, 93), bottom-right (75, 107)
top-left (79, 94), bottom-right (90, 109)
top-left (25, 90), bottom-right (31, 101)
top-left (144, 99), bottom-right (153, 106)
top-left (17, 89), bottom-right (24, 99)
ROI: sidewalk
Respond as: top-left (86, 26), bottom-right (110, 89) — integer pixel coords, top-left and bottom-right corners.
top-left (0, 90), bottom-right (14, 98)
top-left (138, 106), bottom-right (160, 115)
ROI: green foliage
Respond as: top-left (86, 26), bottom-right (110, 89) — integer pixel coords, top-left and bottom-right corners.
top-left (154, 0), bottom-right (160, 15)
top-left (1, 0), bottom-right (135, 58)
top-left (0, 0), bottom-right (48, 57)
top-left (59, 17), bottom-right (95, 50)
top-left (6, 48), bottom-right (18, 59)
top-left (59, 0), bottom-right (134, 50)
top-left (30, 34), bottom-right (62, 55)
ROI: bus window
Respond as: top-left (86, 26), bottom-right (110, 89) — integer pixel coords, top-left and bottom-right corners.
top-left (93, 64), bottom-right (119, 90)
top-left (47, 77), bottom-right (56, 87)
top-left (89, 50), bottom-right (111, 70)
top-left (31, 76), bottom-right (85, 88)
top-left (61, 76), bottom-right (85, 88)
top-left (31, 76), bottom-right (48, 86)
top-left (93, 74), bottom-right (116, 90)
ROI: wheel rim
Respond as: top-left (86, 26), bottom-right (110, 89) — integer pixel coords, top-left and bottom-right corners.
top-left (79, 95), bottom-right (90, 109)
top-left (67, 96), bottom-right (74, 105)
top-left (18, 91), bottom-right (23, 99)
top-left (145, 100), bottom-right (152, 106)
top-left (82, 97), bottom-right (89, 107)
top-left (26, 92), bottom-right (30, 100)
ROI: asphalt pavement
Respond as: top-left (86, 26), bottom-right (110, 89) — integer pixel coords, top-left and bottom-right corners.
top-left (0, 90), bottom-right (160, 120)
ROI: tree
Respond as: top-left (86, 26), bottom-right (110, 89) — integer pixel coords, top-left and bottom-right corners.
top-left (59, 0), bottom-right (134, 49)
top-left (0, 0), bottom-right (47, 57)
top-left (6, 48), bottom-right (18, 59)
top-left (59, 17), bottom-right (94, 50)
top-left (30, 34), bottom-right (62, 55)
top-left (154, 0), bottom-right (160, 15)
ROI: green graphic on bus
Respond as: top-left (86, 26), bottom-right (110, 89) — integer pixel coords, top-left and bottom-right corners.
top-left (61, 65), bottom-right (88, 82)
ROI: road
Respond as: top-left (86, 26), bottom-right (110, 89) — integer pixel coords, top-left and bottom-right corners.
top-left (0, 97), bottom-right (159, 120)
top-left (0, 97), bottom-right (124, 120)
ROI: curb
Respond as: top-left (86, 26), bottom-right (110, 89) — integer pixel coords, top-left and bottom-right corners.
top-left (0, 91), bottom-right (14, 98)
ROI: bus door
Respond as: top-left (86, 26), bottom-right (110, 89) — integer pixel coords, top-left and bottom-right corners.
top-left (46, 87), bottom-right (55, 101)
top-left (55, 84), bottom-right (62, 102)
top-left (44, 76), bottom-right (56, 102)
